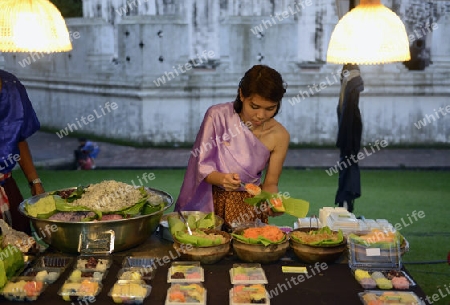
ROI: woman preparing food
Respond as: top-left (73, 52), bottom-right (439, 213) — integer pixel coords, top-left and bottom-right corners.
top-left (175, 65), bottom-right (290, 229)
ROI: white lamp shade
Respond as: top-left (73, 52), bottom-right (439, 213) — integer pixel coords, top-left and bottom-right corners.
top-left (0, 0), bottom-right (72, 53)
top-left (327, 0), bottom-right (411, 65)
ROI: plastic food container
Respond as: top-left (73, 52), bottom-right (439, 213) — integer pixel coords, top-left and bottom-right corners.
top-left (118, 267), bottom-right (155, 284)
top-left (122, 256), bottom-right (155, 268)
top-left (34, 256), bottom-right (73, 271)
top-left (75, 256), bottom-right (112, 273)
top-left (358, 290), bottom-right (422, 304)
top-left (1, 277), bottom-right (47, 301)
top-left (21, 267), bottom-right (61, 284)
top-left (109, 280), bottom-right (152, 304)
top-left (165, 283), bottom-right (206, 305)
top-left (68, 269), bottom-right (106, 282)
top-left (167, 262), bottom-right (204, 283)
top-left (229, 284), bottom-right (270, 305)
top-left (348, 237), bottom-right (415, 290)
top-left (229, 264), bottom-right (268, 284)
top-left (58, 278), bottom-right (102, 301)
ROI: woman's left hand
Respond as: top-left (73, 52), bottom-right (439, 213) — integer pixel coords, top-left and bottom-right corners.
top-left (31, 183), bottom-right (45, 196)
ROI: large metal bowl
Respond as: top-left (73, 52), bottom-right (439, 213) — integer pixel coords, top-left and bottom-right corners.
top-left (19, 187), bottom-right (173, 253)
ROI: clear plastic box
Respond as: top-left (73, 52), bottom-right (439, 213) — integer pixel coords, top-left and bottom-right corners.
top-left (348, 236), bottom-right (416, 289)
top-left (165, 283), bottom-right (206, 305)
top-left (109, 280), bottom-right (152, 304)
top-left (68, 269), bottom-right (106, 282)
top-left (229, 264), bottom-right (268, 284)
top-left (118, 267), bottom-right (155, 284)
top-left (358, 290), bottom-right (422, 304)
top-left (122, 256), bottom-right (155, 268)
top-left (34, 255), bottom-right (73, 271)
top-left (21, 267), bottom-right (61, 284)
top-left (167, 262), bottom-right (204, 283)
top-left (1, 277), bottom-right (47, 301)
top-left (58, 278), bottom-right (102, 301)
top-left (229, 284), bottom-right (270, 305)
top-left (75, 255), bottom-right (112, 273)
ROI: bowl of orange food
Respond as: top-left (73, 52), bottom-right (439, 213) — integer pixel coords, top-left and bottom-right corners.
top-left (231, 225), bottom-right (289, 264)
top-left (289, 227), bottom-right (347, 263)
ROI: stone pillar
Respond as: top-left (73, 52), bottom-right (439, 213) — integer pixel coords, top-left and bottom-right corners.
top-left (297, 0), bottom-right (316, 63)
top-left (431, 12), bottom-right (450, 69)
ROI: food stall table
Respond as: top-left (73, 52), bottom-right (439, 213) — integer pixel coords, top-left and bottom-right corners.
top-left (1, 233), bottom-right (428, 305)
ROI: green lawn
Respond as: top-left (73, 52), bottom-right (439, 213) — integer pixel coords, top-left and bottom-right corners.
top-left (13, 168), bottom-right (450, 304)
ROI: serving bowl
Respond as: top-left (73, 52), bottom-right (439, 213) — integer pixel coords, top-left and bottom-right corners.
top-left (19, 187), bottom-right (173, 253)
top-left (289, 228), bottom-right (347, 264)
top-left (172, 229), bottom-right (231, 264)
top-left (231, 227), bottom-right (289, 264)
top-left (159, 211), bottom-right (224, 241)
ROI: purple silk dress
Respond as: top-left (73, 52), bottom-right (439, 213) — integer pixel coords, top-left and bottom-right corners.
top-left (175, 102), bottom-right (270, 212)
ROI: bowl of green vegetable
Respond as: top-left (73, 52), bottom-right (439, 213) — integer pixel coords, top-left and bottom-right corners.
top-left (19, 181), bottom-right (173, 253)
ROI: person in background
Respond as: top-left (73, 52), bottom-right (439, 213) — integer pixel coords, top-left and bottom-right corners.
top-left (0, 69), bottom-right (45, 234)
top-left (75, 138), bottom-right (100, 170)
top-left (175, 65), bottom-right (290, 230)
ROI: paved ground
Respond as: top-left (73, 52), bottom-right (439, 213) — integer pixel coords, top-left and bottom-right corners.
top-left (27, 131), bottom-right (450, 170)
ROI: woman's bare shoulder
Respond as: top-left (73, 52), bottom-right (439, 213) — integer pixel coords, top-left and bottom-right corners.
top-left (271, 119), bottom-right (290, 141)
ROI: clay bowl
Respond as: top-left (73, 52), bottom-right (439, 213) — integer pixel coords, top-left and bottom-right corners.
top-left (172, 229), bottom-right (231, 264)
top-left (289, 228), bottom-right (347, 264)
top-left (231, 228), bottom-right (289, 264)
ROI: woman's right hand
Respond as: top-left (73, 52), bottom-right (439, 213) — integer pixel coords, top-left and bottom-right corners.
top-left (205, 171), bottom-right (241, 191)
top-left (221, 173), bottom-right (241, 191)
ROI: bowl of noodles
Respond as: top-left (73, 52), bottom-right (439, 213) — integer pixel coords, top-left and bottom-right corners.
top-left (289, 227), bottom-right (347, 263)
top-left (172, 229), bottom-right (231, 264)
top-left (231, 225), bottom-right (289, 264)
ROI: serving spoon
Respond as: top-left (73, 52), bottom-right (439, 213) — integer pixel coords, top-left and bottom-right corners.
top-left (177, 210), bottom-right (193, 235)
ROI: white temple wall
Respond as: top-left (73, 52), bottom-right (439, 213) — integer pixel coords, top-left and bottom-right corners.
top-left (0, 0), bottom-right (448, 146)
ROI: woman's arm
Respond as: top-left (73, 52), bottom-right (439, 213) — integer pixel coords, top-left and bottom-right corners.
top-left (17, 140), bottom-right (45, 196)
top-left (261, 127), bottom-right (290, 194)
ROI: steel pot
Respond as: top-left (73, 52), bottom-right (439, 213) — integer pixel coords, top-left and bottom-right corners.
top-left (19, 187), bottom-right (173, 253)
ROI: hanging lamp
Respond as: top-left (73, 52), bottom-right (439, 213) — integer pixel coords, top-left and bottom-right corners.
top-left (0, 0), bottom-right (72, 53)
top-left (327, 0), bottom-right (410, 65)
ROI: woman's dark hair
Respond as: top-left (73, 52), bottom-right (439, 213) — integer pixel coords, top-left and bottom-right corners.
top-left (233, 65), bottom-right (287, 117)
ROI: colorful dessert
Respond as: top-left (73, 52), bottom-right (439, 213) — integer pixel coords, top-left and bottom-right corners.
top-left (354, 269), bottom-right (371, 282)
top-left (69, 269), bottom-right (104, 281)
top-left (360, 291), bottom-right (421, 304)
top-left (76, 256), bottom-right (110, 272)
top-left (371, 271), bottom-right (385, 280)
top-left (231, 284), bottom-right (268, 304)
top-left (2, 280), bottom-right (44, 301)
top-left (59, 279), bottom-right (100, 301)
top-left (167, 283), bottom-right (205, 303)
top-left (391, 276), bottom-right (410, 290)
top-left (230, 265), bottom-right (267, 284)
top-left (169, 263), bottom-right (203, 282)
top-left (110, 281), bottom-right (150, 304)
top-left (23, 268), bottom-right (60, 284)
top-left (375, 278), bottom-right (393, 290)
top-left (359, 278), bottom-right (377, 289)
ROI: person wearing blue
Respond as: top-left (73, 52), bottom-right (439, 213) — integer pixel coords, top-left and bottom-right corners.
top-left (0, 69), bottom-right (44, 234)
top-left (75, 138), bottom-right (100, 169)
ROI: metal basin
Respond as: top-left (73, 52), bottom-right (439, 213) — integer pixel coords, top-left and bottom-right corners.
top-left (19, 187), bottom-right (173, 253)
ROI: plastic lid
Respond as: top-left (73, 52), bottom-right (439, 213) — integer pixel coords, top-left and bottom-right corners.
top-left (78, 230), bottom-right (115, 255)
top-left (167, 262), bottom-right (204, 283)
top-left (348, 237), bottom-right (402, 271)
top-left (230, 264), bottom-right (268, 284)
top-left (166, 283), bottom-right (206, 305)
